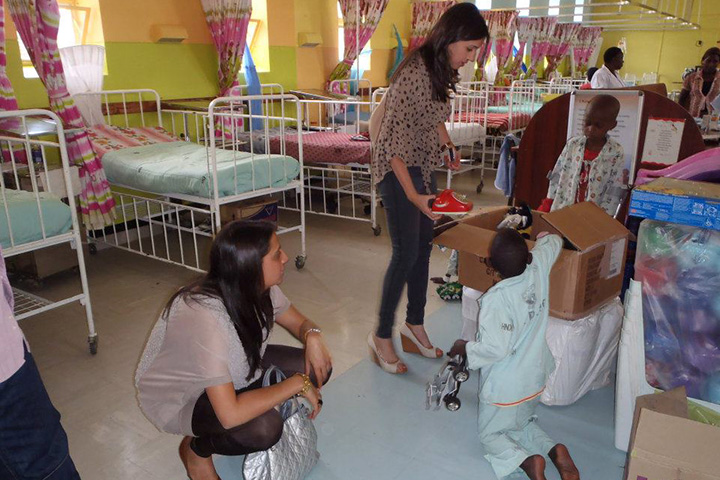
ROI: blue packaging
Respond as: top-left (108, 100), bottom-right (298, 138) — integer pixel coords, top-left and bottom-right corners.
top-left (630, 178), bottom-right (720, 232)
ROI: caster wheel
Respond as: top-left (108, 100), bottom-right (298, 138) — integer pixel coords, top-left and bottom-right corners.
top-left (295, 256), bottom-right (306, 270)
top-left (88, 336), bottom-right (98, 355)
top-left (454, 370), bottom-right (469, 382)
top-left (476, 181), bottom-right (484, 194)
top-left (88, 243), bottom-right (97, 255)
top-left (444, 395), bottom-right (461, 411)
top-left (372, 226), bottom-right (381, 236)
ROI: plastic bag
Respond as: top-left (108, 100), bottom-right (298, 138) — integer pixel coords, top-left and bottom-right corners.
top-left (635, 220), bottom-right (720, 405)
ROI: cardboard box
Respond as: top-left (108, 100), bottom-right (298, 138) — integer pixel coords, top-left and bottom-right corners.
top-left (625, 388), bottom-right (720, 480)
top-left (629, 177), bottom-right (720, 232)
top-left (220, 197), bottom-right (278, 225)
top-left (435, 202), bottom-right (631, 320)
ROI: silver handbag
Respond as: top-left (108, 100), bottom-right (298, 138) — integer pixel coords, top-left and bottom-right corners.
top-left (242, 366), bottom-right (319, 480)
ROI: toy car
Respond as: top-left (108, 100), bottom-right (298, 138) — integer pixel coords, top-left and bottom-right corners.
top-left (426, 354), bottom-right (469, 411)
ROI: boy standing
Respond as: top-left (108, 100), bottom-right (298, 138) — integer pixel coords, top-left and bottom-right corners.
top-left (539, 94), bottom-right (625, 216)
top-left (449, 229), bottom-right (579, 480)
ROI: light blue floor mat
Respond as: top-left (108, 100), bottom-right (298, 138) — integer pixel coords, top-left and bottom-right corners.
top-left (215, 303), bottom-right (627, 479)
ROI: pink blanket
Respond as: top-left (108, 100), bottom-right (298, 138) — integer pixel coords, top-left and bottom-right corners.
top-left (87, 125), bottom-right (180, 159)
top-left (270, 132), bottom-right (371, 165)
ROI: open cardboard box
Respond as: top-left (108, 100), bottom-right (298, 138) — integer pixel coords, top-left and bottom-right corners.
top-left (625, 387), bottom-right (720, 479)
top-left (435, 202), bottom-right (631, 320)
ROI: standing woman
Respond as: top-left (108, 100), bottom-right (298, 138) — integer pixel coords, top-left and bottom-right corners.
top-left (679, 47), bottom-right (720, 118)
top-left (368, 3), bottom-right (488, 374)
top-left (135, 221), bottom-right (332, 479)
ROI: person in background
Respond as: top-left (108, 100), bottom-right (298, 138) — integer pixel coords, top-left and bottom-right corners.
top-left (679, 47), bottom-right (720, 118)
top-left (539, 94), bottom-right (625, 216)
top-left (580, 67), bottom-right (598, 90)
top-left (0, 249), bottom-right (81, 479)
top-left (591, 47), bottom-right (626, 89)
top-left (368, 3), bottom-right (488, 374)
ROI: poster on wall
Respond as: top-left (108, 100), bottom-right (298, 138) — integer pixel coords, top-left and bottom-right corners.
top-left (567, 90), bottom-right (645, 185)
top-left (640, 117), bottom-right (685, 166)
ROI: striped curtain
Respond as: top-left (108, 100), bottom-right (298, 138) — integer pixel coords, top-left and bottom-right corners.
top-left (7, 0), bottom-right (115, 230)
top-left (0, 0), bottom-right (26, 164)
top-left (409, 0), bottom-right (456, 51)
top-left (328, 0), bottom-right (389, 84)
top-left (201, 0), bottom-right (252, 96)
top-left (573, 26), bottom-right (602, 74)
top-left (484, 10), bottom-right (518, 86)
top-left (508, 17), bottom-right (534, 78)
top-left (545, 22), bottom-right (582, 78)
top-left (525, 16), bottom-right (558, 78)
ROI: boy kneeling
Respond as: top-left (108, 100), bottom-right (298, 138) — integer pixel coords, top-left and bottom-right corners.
top-left (449, 230), bottom-right (579, 480)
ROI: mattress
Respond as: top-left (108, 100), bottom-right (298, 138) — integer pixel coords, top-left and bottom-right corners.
top-left (487, 104), bottom-right (543, 115)
top-left (101, 141), bottom-right (300, 198)
top-left (445, 122), bottom-right (486, 146)
top-left (270, 132), bottom-right (371, 166)
top-left (453, 112), bottom-right (533, 133)
top-left (0, 189), bottom-right (73, 248)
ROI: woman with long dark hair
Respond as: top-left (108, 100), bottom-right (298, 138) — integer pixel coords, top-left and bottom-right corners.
top-left (135, 221), bottom-right (332, 479)
top-left (369, 3), bottom-right (489, 374)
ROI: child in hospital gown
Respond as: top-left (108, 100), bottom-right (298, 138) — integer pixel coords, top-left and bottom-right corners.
top-left (449, 230), bottom-right (580, 480)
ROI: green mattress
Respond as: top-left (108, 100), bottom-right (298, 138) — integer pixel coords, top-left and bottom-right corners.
top-left (0, 189), bottom-right (73, 248)
top-left (102, 141), bottom-right (300, 198)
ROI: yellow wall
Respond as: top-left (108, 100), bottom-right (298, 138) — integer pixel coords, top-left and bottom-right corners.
top-left (595, 2), bottom-right (720, 91)
top-left (7, 0), bottom-right (418, 108)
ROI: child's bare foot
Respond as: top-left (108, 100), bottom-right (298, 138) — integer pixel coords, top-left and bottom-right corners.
top-left (179, 436), bottom-right (220, 480)
top-left (549, 444), bottom-right (580, 480)
top-left (520, 454), bottom-right (547, 480)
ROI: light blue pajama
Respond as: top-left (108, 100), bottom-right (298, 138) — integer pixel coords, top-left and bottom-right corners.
top-left (465, 235), bottom-right (562, 478)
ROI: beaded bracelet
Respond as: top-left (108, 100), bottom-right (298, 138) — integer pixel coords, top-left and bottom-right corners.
top-left (303, 327), bottom-right (322, 344)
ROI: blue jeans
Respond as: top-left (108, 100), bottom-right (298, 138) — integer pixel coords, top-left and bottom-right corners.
top-left (376, 167), bottom-right (436, 339)
top-left (0, 345), bottom-right (80, 480)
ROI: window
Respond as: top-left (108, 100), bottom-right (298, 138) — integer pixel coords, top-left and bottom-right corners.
top-left (475, 0), bottom-right (492, 10)
top-left (516, 0), bottom-right (530, 17)
top-left (19, 1), bottom-right (105, 78)
top-left (243, 0), bottom-right (270, 72)
top-left (574, 0), bottom-right (584, 23)
top-left (337, 2), bottom-right (371, 71)
top-left (548, 0), bottom-right (560, 17)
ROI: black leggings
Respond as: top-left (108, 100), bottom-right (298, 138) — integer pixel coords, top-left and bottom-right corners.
top-left (189, 345), bottom-right (330, 458)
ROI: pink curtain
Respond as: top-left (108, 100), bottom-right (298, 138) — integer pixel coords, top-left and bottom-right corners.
top-left (573, 26), bottom-right (602, 74)
top-left (525, 16), bottom-right (557, 78)
top-left (201, 0), bottom-right (252, 96)
top-left (508, 17), bottom-right (534, 78)
top-left (545, 22), bottom-right (582, 78)
top-left (409, 0), bottom-right (456, 50)
top-left (7, 0), bottom-right (115, 230)
top-left (328, 0), bottom-right (389, 84)
top-left (0, 0), bottom-right (26, 164)
top-left (484, 10), bottom-right (518, 86)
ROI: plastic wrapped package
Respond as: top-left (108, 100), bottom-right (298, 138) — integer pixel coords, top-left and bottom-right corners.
top-left (460, 287), bottom-right (623, 406)
top-left (635, 219), bottom-right (720, 405)
top-left (541, 298), bottom-right (623, 406)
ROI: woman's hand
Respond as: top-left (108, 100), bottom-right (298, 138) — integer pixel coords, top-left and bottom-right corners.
top-left (443, 147), bottom-right (461, 171)
top-left (294, 374), bottom-right (323, 420)
top-left (305, 333), bottom-right (332, 388)
top-left (410, 192), bottom-right (441, 220)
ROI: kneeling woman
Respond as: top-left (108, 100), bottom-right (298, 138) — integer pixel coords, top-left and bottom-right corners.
top-left (135, 221), bottom-right (332, 479)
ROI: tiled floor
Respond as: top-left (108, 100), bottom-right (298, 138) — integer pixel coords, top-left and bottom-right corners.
top-left (15, 168), bottom-right (621, 480)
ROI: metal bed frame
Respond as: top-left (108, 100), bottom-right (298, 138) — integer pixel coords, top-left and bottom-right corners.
top-left (0, 109), bottom-right (96, 353)
top-left (75, 89), bottom-right (307, 271)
